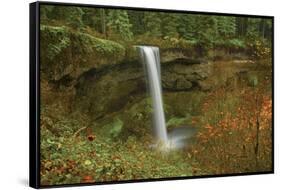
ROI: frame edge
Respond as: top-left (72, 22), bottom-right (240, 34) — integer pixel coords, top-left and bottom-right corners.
top-left (29, 1), bottom-right (40, 189)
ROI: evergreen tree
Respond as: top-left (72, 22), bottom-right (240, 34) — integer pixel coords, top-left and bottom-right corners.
top-left (236, 17), bottom-right (248, 37)
top-left (40, 5), bottom-right (54, 20)
top-left (128, 10), bottom-right (145, 35)
top-left (216, 16), bottom-right (236, 38)
top-left (143, 12), bottom-right (162, 37)
top-left (177, 14), bottom-right (197, 40)
top-left (42, 5), bottom-right (272, 54)
top-left (50, 6), bottom-right (84, 30)
top-left (107, 10), bottom-right (133, 40)
top-left (247, 18), bottom-right (261, 38)
top-left (161, 13), bottom-right (179, 37)
top-left (81, 8), bottom-right (107, 37)
top-left (82, 8), bottom-right (100, 29)
top-left (100, 9), bottom-right (107, 37)
top-left (262, 19), bottom-right (272, 40)
top-left (195, 15), bottom-right (218, 45)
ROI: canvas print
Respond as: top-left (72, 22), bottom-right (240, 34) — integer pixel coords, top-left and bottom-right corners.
top-left (38, 3), bottom-right (273, 186)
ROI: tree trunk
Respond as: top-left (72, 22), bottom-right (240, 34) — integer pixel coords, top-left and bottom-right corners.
top-left (254, 94), bottom-right (261, 169)
top-left (100, 9), bottom-right (107, 38)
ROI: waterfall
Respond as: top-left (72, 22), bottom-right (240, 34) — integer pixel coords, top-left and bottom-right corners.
top-left (137, 46), bottom-right (168, 144)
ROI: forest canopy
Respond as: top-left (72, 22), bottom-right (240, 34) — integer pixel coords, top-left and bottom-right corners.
top-left (40, 5), bottom-right (272, 58)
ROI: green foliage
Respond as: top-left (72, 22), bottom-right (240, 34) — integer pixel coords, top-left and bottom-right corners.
top-left (225, 38), bottom-right (246, 49)
top-left (216, 16), bottom-right (236, 38)
top-left (143, 12), bottom-right (162, 37)
top-left (246, 18), bottom-right (261, 38)
top-left (40, 25), bottom-right (70, 60)
top-left (177, 14), bottom-right (196, 40)
top-left (107, 10), bottom-right (133, 40)
top-left (195, 15), bottom-right (218, 47)
top-left (128, 11), bottom-right (145, 35)
top-left (50, 6), bottom-right (85, 30)
top-left (40, 111), bottom-right (194, 185)
top-left (41, 25), bottom-right (125, 61)
top-left (79, 32), bottom-right (125, 55)
top-left (40, 4), bottom-right (272, 58)
top-left (40, 5), bottom-right (54, 20)
top-left (68, 8), bottom-right (84, 30)
top-left (161, 13), bottom-right (179, 37)
top-left (81, 7), bottom-right (101, 29)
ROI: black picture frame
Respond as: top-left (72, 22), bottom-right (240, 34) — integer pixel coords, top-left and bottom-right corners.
top-left (30, 1), bottom-right (274, 188)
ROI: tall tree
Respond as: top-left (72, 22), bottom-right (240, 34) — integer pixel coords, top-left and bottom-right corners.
top-left (107, 10), bottom-right (133, 40)
top-left (143, 12), bottom-right (162, 37)
top-left (100, 9), bottom-right (107, 38)
top-left (258, 18), bottom-right (272, 40)
top-left (177, 14), bottom-right (197, 40)
top-left (82, 8), bottom-right (99, 28)
top-left (195, 15), bottom-right (218, 43)
top-left (50, 6), bottom-right (85, 30)
top-left (247, 18), bottom-right (261, 38)
top-left (40, 5), bottom-right (54, 20)
top-left (128, 10), bottom-right (145, 35)
top-left (236, 17), bottom-right (248, 37)
top-left (161, 13), bottom-right (179, 37)
top-left (216, 16), bottom-right (236, 38)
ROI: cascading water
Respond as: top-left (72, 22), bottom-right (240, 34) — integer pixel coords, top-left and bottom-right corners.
top-left (138, 46), bottom-right (168, 144)
top-left (137, 46), bottom-right (197, 151)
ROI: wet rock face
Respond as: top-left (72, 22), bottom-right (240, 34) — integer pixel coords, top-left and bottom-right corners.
top-left (74, 59), bottom-right (211, 119)
top-left (42, 41), bottom-right (256, 138)
top-left (58, 56), bottom-right (255, 122)
top-left (74, 62), bottom-right (146, 119)
top-left (162, 62), bottom-right (212, 90)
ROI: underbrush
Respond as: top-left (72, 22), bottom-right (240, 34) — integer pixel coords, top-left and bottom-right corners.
top-left (188, 72), bottom-right (272, 174)
top-left (40, 118), bottom-right (193, 185)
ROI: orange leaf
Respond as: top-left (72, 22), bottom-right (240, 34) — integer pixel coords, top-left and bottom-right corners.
top-left (82, 175), bottom-right (94, 183)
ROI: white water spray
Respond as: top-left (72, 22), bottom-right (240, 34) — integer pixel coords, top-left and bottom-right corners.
top-left (138, 46), bottom-right (168, 144)
top-left (137, 46), bottom-right (197, 151)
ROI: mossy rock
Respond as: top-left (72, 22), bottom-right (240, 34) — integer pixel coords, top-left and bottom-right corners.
top-left (40, 25), bottom-right (125, 81)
